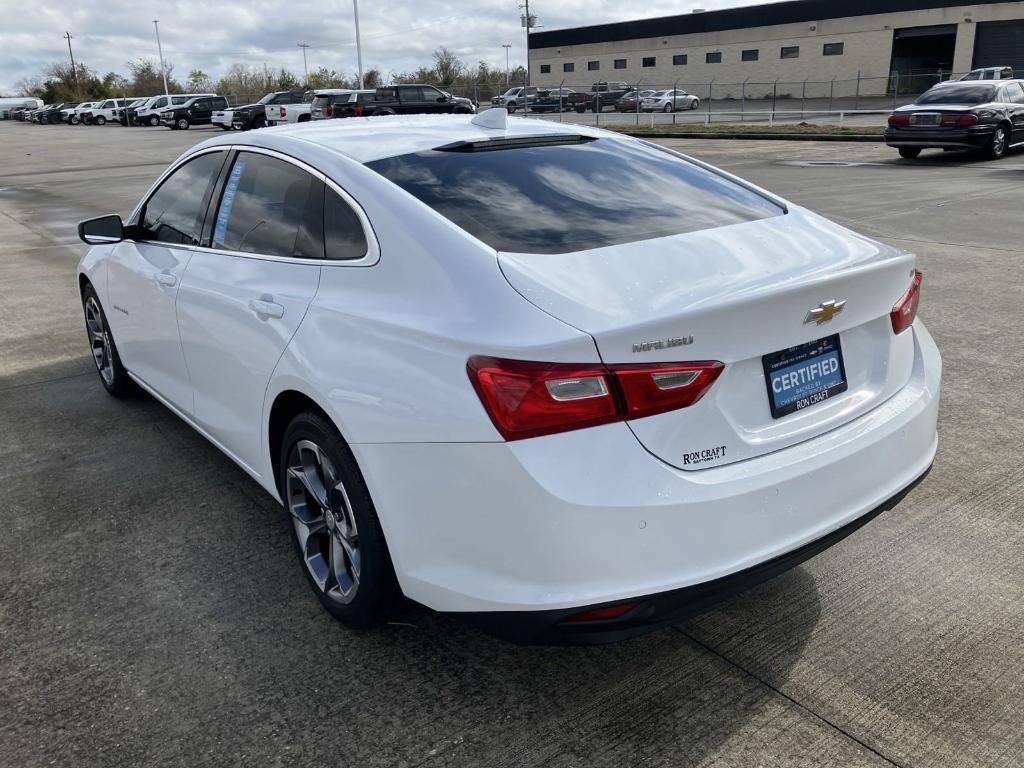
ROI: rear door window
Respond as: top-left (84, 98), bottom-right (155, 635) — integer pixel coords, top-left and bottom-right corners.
top-left (366, 137), bottom-right (783, 254)
top-left (211, 152), bottom-right (324, 259)
top-left (138, 152), bottom-right (227, 245)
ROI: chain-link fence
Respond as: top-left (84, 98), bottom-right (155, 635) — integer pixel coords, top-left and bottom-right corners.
top-left (217, 69), bottom-right (979, 125)
top-left (453, 70), bottom-right (979, 127)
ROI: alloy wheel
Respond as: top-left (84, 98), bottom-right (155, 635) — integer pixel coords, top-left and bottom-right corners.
top-left (286, 439), bottom-right (361, 605)
top-left (993, 127), bottom-right (1007, 158)
top-left (84, 296), bottom-right (114, 387)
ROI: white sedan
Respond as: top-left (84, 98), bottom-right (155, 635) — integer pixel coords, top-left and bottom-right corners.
top-left (642, 89), bottom-right (701, 112)
top-left (76, 111), bottom-right (940, 644)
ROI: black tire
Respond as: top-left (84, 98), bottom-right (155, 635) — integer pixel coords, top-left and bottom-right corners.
top-left (148, 115), bottom-right (159, 127)
top-left (81, 284), bottom-right (136, 398)
top-left (690, 99), bottom-right (700, 110)
top-left (279, 410), bottom-right (399, 628)
top-left (898, 147), bottom-right (922, 159)
top-left (253, 115), bottom-right (266, 129)
top-left (176, 117), bottom-right (190, 130)
top-left (575, 104), bottom-right (586, 114)
top-left (453, 106), bottom-right (472, 114)
top-left (507, 103), bottom-right (517, 113)
top-left (94, 115), bottom-right (106, 126)
top-left (987, 124), bottom-right (1009, 160)
top-left (70, 115), bottom-right (80, 125)
top-left (663, 102), bottom-right (674, 113)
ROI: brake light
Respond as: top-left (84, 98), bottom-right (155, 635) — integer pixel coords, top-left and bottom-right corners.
top-left (325, 104), bottom-right (334, 117)
top-left (354, 104), bottom-right (363, 116)
top-left (940, 113), bottom-right (979, 126)
top-left (279, 106), bottom-right (286, 118)
top-left (888, 113), bottom-right (910, 126)
top-left (467, 356), bottom-right (724, 440)
top-left (890, 270), bottom-right (923, 334)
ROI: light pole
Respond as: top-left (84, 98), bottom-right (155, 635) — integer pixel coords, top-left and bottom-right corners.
top-left (63, 32), bottom-right (80, 98)
top-left (353, 0), bottom-right (364, 89)
top-left (297, 43), bottom-right (310, 85)
top-left (152, 20), bottom-right (169, 97)
top-left (502, 43), bottom-right (512, 89)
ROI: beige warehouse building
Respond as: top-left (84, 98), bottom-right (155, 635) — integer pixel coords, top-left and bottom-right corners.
top-left (528, 0), bottom-right (1024, 97)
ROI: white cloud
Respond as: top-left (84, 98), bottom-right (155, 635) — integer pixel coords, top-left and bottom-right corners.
top-left (0, 0), bottom-right (781, 94)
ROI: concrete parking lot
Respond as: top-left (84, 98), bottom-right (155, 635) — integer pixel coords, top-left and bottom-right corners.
top-left (1, 120), bottom-right (1022, 767)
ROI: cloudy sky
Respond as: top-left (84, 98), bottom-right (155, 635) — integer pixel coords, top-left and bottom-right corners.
top-left (0, 0), bottom-right (781, 94)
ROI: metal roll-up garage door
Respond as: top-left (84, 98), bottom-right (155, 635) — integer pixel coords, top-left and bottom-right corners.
top-left (974, 20), bottom-right (1024, 74)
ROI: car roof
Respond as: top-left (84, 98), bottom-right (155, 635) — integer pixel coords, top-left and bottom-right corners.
top-left (313, 88), bottom-right (355, 95)
top-left (190, 113), bottom-right (606, 164)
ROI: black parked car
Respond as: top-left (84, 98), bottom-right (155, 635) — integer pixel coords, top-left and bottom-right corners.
top-left (886, 80), bottom-right (1024, 159)
top-left (365, 85), bottom-right (475, 115)
top-left (531, 88), bottom-right (577, 113)
top-left (231, 90), bottom-right (306, 130)
top-left (310, 90), bottom-right (375, 119)
top-left (37, 102), bottom-right (77, 124)
top-left (161, 95), bottom-right (229, 130)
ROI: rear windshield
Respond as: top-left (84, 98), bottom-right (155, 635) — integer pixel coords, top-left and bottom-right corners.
top-left (917, 84), bottom-right (997, 104)
top-left (366, 138), bottom-right (783, 254)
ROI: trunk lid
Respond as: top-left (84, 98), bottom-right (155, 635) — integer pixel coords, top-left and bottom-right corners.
top-left (498, 207), bottom-right (918, 470)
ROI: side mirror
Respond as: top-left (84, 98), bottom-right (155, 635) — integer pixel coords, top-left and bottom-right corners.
top-left (78, 214), bottom-right (124, 245)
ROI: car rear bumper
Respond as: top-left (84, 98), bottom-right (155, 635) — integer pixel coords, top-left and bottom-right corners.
top-left (353, 321), bottom-right (940, 641)
top-left (885, 125), bottom-right (995, 149)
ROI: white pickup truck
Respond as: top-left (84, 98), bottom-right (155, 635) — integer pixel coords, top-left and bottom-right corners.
top-left (265, 90), bottom-right (315, 126)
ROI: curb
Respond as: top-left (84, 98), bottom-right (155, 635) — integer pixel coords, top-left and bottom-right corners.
top-left (620, 131), bottom-right (885, 142)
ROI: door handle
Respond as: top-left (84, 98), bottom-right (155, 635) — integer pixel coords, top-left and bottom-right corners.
top-left (249, 298), bottom-right (285, 319)
top-left (155, 271), bottom-right (177, 287)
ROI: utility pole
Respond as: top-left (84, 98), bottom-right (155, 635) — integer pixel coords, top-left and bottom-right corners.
top-left (520, 0), bottom-right (535, 86)
top-left (297, 43), bottom-right (310, 85)
top-left (63, 32), bottom-right (80, 98)
top-left (502, 43), bottom-right (512, 89)
top-left (152, 20), bottom-right (169, 97)
top-left (353, 0), bottom-right (364, 89)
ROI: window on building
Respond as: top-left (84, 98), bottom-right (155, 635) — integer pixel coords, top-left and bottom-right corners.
top-left (563, 62), bottom-right (574, 73)
top-left (823, 42), bottom-right (845, 56)
top-left (673, 54), bottom-right (687, 66)
top-left (642, 57), bottom-right (656, 68)
top-left (781, 46), bottom-right (800, 59)
top-left (588, 60), bottom-right (600, 71)
top-left (706, 52), bottom-right (722, 64)
top-left (614, 59), bottom-right (627, 69)
top-left (540, 64), bottom-right (551, 74)
top-left (742, 49), bottom-right (759, 62)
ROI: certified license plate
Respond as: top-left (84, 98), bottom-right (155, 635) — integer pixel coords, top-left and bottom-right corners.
top-left (762, 335), bottom-right (847, 419)
top-left (910, 113), bottom-right (941, 125)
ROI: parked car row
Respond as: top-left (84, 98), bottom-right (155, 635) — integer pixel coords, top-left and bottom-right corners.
top-left (489, 82), bottom-right (700, 113)
top-left (14, 84), bottom-right (477, 133)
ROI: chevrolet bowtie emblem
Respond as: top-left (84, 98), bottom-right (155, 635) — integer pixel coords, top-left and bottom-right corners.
top-left (805, 300), bottom-right (846, 325)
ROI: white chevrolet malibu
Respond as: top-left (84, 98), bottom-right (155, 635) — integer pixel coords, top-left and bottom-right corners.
top-left (76, 112), bottom-right (940, 643)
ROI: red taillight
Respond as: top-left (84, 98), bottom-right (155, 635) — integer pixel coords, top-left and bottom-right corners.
top-left (467, 356), bottom-right (724, 441)
top-left (354, 104), bottom-right (363, 116)
top-left (279, 106), bottom-right (286, 118)
top-left (940, 113), bottom-right (978, 126)
top-left (325, 104), bottom-right (334, 116)
top-left (611, 361), bottom-right (725, 419)
top-left (888, 113), bottom-right (910, 126)
top-left (890, 270), bottom-right (923, 334)
top-left (565, 602), bottom-right (638, 622)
